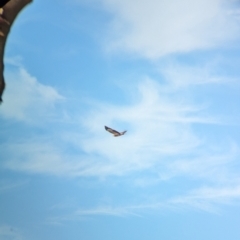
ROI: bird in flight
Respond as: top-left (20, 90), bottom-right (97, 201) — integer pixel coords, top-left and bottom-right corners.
top-left (105, 126), bottom-right (127, 137)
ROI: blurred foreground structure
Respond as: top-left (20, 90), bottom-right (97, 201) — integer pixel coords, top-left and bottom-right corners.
top-left (0, 0), bottom-right (32, 103)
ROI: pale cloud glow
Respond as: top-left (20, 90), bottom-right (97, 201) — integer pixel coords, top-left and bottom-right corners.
top-left (0, 67), bottom-right (64, 122)
top-left (158, 61), bottom-right (233, 88)
top-left (170, 185), bottom-right (240, 212)
top-left (100, 0), bottom-right (240, 58)
top-left (2, 75), bottom-right (237, 181)
top-left (1, 60), bottom-right (239, 220)
top-left (47, 184), bottom-right (240, 222)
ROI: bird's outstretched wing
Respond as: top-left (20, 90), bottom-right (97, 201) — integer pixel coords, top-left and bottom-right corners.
top-left (105, 126), bottom-right (121, 136)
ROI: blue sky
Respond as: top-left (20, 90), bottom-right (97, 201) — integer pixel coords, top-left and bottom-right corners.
top-left (1, 0), bottom-right (240, 239)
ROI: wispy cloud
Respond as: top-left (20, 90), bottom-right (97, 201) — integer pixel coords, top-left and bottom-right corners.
top-left (5, 56), bottom-right (24, 68)
top-left (158, 61), bottom-right (236, 89)
top-left (0, 65), bottom-right (64, 122)
top-left (2, 75), bottom-right (237, 180)
top-left (170, 184), bottom-right (240, 212)
top-left (47, 203), bottom-right (157, 224)
top-left (99, 0), bottom-right (240, 58)
top-left (46, 183), bottom-right (240, 224)
top-left (1, 58), bottom-right (239, 219)
top-left (75, 205), bottom-right (141, 217)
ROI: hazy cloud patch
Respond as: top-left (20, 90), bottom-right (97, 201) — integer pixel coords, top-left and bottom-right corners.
top-left (99, 0), bottom-right (240, 58)
top-left (0, 66), bottom-right (64, 122)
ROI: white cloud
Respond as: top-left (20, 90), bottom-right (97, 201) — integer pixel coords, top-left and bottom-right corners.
top-left (2, 63), bottom-right (238, 218)
top-left (1, 61), bottom-right (239, 219)
top-left (3, 77), bottom-right (236, 181)
top-left (75, 80), bottom-right (205, 175)
top-left (75, 205), bottom-right (140, 217)
top-left (5, 56), bottom-right (24, 68)
top-left (47, 184), bottom-right (240, 222)
top-left (170, 185), bottom-right (240, 212)
top-left (87, 184), bottom-right (240, 214)
top-left (100, 0), bottom-right (240, 58)
top-left (46, 206), bottom-right (139, 225)
top-left (158, 61), bottom-right (232, 88)
top-left (0, 67), bottom-right (64, 122)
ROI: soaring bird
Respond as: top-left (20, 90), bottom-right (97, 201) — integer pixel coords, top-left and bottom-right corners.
top-left (105, 126), bottom-right (127, 137)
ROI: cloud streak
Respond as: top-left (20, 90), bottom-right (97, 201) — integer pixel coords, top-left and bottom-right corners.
top-left (47, 183), bottom-right (240, 224)
top-left (170, 185), bottom-right (240, 212)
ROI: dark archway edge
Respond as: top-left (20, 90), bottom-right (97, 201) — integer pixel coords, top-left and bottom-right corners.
top-left (0, 0), bottom-right (32, 103)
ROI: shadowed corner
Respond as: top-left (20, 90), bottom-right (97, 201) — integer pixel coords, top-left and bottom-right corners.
top-left (0, 0), bottom-right (33, 104)
top-left (0, 0), bottom-right (10, 104)
top-left (0, 76), bottom-right (5, 103)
